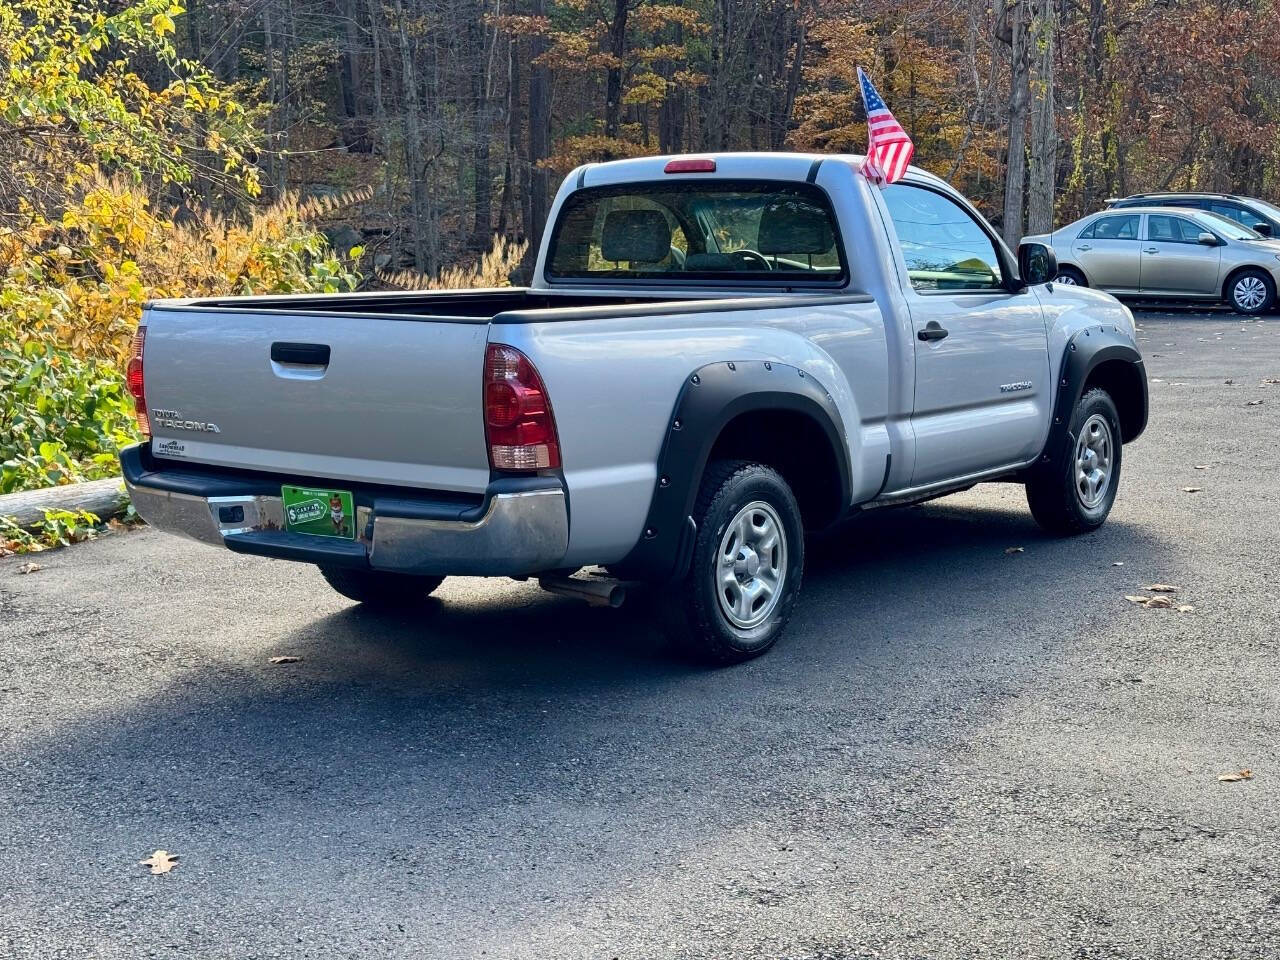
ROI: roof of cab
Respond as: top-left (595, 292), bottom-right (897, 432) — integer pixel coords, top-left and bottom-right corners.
top-left (574, 152), bottom-right (939, 190)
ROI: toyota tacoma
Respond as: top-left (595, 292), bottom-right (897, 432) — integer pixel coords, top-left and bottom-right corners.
top-left (121, 153), bottom-right (1148, 662)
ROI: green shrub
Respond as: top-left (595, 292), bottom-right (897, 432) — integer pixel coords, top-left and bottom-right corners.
top-left (0, 326), bottom-right (136, 494)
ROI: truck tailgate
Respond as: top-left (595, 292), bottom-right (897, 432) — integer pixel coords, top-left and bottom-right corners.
top-left (141, 307), bottom-right (492, 493)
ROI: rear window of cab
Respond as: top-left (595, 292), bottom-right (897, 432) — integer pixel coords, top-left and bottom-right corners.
top-left (545, 180), bottom-right (847, 283)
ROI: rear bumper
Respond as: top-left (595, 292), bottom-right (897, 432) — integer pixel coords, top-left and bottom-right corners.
top-left (119, 445), bottom-right (569, 576)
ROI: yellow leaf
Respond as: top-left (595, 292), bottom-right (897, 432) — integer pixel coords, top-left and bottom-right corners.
top-left (151, 13), bottom-right (175, 36)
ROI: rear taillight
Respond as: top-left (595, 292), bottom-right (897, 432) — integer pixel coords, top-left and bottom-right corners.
top-left (484, 343), bottom-right (560, 471)
top-left (125, 326), bottom-right (149, 437)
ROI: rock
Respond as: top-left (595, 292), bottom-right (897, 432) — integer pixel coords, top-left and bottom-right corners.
top-left (322, 225), bottom-right (362, 256)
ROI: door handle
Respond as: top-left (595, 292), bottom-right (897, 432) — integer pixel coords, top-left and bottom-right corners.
top-left (270, 342), bottom-right (331, 365)
top-left (1144, 247), bottom-right (1158, 254)
top-left (1077, 243), bottom-right (1092, 251)
top-left (917, 321), bottom-right (949, 343)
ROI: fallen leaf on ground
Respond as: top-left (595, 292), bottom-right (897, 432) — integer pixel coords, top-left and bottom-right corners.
top-left (1147, 584), bottom-right (1179, 592)
top-left (1004, 546), bottom-right (1024, 555)
top-left (1246, 399), bottom-right (1265, 406)
top-left (1112, 561), bottom-right (1125, 567)
top-left (1144, 595), bottom-right (1175, 609)
top-left (1124, 595), bottom-right (1152, 604)
top-left (16, 562), bottom-right (42, 575)
top-left (1217, 770), bottom-right (1253, 783)
top-left (269, 655), bottom-right (302, 665)
top-left (1224, 378), bottom-right (1234, 384)
top-left (1182, 487), bottom-right (1203, 493)
top-left (139, 850), bottom-right (179, 874)
top-left (1176, 604), bottom-right (1196, 613)
top-left (1194, 464), bottom-right (1210, 470)
top-left (1261, 378), bottom-right (1280, 385)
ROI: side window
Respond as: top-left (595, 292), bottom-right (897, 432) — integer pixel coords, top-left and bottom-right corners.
top-left (1148, 215), bottom-right (1205, 244)
top-left (1175, 218), bottom-right (1209, 242)
top-left (1091, 215), bottom-right (1140, 240)
top-left (1211, 202), bottom-right (1266, 230)
top-left (1147, 215), bottom-right (1177, 242)
top-left (882, 184), bottom-right (1003, 291)
top-left (1077, 220), bottom-right (1097, 240)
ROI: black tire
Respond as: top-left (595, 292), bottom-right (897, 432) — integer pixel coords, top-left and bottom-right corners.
top-left (318, 566), bottom-right (444, 608)
top-left (664, 460), bottom-right (805, 664)
top-left (1025, 387), bottom-right (1123, 535)
top-left (1226, 268), bottom-right (1275, 315)
top-left (1056, 265), bottom-right (1087, 287)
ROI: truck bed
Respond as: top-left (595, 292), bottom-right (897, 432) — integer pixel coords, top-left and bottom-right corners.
top-left (162, 288), bottom-right (677, 321)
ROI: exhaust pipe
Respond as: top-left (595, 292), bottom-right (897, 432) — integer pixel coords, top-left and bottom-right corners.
top-left (538, 574), bottom-right (626, 608)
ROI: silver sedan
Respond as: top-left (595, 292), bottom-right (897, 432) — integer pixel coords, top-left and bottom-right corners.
top-left (1024, 206), bottom-right (1280, 314)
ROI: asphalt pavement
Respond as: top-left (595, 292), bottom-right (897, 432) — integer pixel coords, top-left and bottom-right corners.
top-left (2, 309), bottom-right (1278, 959)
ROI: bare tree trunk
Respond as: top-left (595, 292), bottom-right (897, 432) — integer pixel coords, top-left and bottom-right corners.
top-left (1027, 0), bottom-right (1056, 235)
top-left (366, 0), bottom-right (394, 214)
top-left (470, 1), bottom-right (493, 246)
top-left (524, 0), bottom-right (552, 273)
top-left (998, 0), bottom-right (1032, 247)
top-left (393, 0), bottom-right (430, 272)
top-left (773, 19), bottom-right (806, 150)
top-left (339, 0), bottom-right (371, 152)
top-left (604, 0), bottom-right (629, 139)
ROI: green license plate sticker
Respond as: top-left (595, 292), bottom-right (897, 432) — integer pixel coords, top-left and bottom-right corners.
top-left (281, 485), bottom-right (356, 540)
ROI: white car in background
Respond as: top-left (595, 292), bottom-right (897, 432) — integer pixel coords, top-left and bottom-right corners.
top-left (1025, 206), bottom-right (1280, 314)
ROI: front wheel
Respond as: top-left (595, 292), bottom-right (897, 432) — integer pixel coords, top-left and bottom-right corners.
top-left (1055, 265), bottom-right (1087, 287)
top-left (1025, 387), bottom-right (1122, 535)
top-left (664, 460), bottom-right (805, 664)
top-left (1227, 269), bottom-right (1274, 315)
top-left (318, 566), bottom-right (445, 608)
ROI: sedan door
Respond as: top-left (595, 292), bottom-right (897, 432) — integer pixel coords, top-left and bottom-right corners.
top-left (1139, 215), bottom-right (1222, 295)
top-left (1070, 214), bottom-right (1143, 292)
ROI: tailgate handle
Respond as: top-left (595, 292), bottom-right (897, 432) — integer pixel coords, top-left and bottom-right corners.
top-left (271, 342), bottom-right (330, 366)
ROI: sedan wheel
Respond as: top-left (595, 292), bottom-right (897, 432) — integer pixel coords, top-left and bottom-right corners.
top-left (1230, 270), bottom-right (1274, 315)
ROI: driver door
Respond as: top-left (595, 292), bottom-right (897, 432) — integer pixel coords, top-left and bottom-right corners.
top-left (881, 184), bottom-right (1052, 487)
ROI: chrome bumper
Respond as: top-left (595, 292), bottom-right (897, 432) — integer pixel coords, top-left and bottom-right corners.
top-left (123, 471), bottom-right (569, 577)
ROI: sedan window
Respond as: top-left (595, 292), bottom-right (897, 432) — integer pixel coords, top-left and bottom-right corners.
top-left (1147, 215), bottom-right (1206, 244)
top-left (1084, 215), bottom-right (1140, 240)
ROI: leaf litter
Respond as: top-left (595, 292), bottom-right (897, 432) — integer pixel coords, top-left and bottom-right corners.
top-left (1217, 770), bottom-right (1253, 783)
top-left (1125, 584), bottom-right (1193, 612)
top-left (139, 850), bottom-right (179, 874)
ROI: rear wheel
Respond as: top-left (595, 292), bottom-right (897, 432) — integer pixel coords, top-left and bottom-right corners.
top-left (1227, 268), bottom-right (1274, 315)
top-left (664, 460), bottom-right (805, 664)
top-left (1025, 387), bottom-right (1122, 535)
top-left (318, 566), bottom-right (444, 608)
top-left (1055, 265), bottom-right (1087, 287)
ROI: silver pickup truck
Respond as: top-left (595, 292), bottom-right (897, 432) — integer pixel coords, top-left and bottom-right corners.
top-left (121, 153), bottom-right (1147, 662)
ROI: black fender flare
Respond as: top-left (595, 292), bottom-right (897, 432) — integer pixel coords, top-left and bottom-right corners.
top-left (613, 360), bottom-right (852, 582)
top-left (1040, 325), bottom-right (1148, 467)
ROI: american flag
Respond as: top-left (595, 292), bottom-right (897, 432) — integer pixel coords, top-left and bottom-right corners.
top-left (857, 67), bottom-right (914, 186)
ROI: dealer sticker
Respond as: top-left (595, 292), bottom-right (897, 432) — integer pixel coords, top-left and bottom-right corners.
top-left (281, 485), bottom-right (356, 540)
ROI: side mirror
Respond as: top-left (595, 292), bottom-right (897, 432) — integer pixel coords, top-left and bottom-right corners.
top-left (1254, 223), bottom-right (1273, 238)
top-left (1018, 241), bottom-right (1058, 287)
top-left (1197, 232), bottom-right (1220, 246)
